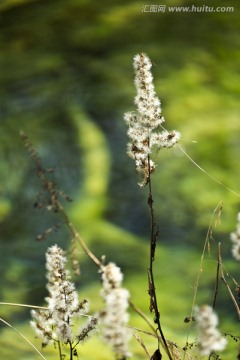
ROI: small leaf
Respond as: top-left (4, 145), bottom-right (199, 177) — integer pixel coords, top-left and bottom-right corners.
top-left (150, 348), bottom-right (162, 360)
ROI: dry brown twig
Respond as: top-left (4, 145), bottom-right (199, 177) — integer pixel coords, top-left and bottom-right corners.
top-left (218, 243), bottom-right (240, 320)
top-left (20, 131), bottom-right (103, 270)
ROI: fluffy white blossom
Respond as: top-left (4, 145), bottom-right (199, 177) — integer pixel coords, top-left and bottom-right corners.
top-left (230, 212), bottom-right (240, 261)
top-left (30, 309), bottom-right (56, 346)
top-left (31, 245), bottom-right (97, 347)
top-left (100, 263), bottom-right (131, 359)
top-left (194, 305), bottom-right (227, 356)
top-left (101, 262), bottom-right (123, 291)
top-left (124, 53), bottom-right (180, 187)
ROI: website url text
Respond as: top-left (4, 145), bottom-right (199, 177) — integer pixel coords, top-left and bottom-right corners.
top-left (142, 5), bottom-right (235, 13)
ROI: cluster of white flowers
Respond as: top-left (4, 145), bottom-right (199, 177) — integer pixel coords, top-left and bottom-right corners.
top-left (31, 245), bottom-right (97, 347)
top-left (194, 305), bottom-right (227, 356)
top-left (100, 263), bottom-right (131, 359)
top-left (124, 53), bottom-right (181, 187)
top-left (230, 212), bottom-right (240, 261)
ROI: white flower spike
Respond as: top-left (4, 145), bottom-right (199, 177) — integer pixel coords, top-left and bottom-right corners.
top-left (194, 305), bottom-right (227, 356)
top-left (124, 53), bottom-right (180, 187)
top-left (100, 262), bottom-right (131, 359)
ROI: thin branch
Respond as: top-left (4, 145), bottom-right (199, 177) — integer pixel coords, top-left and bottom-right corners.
top-left (127, 326), bottom-right (199, 360)
top-left (20, 131), bottom-right (102, 270)
top-left (218, 244), bottom-right (240, 320)
top-left (57, 340), bottom-right (63, 360)
top-left (129, 301), bottom-right (157, 336)
top-left (56, 199), bottom-right (102, 269)
top-left (133, 332), bottom-right (151, 359)
top-left (0, 317), bottom-right (47, 360)
top-left (183, 202), bottom-right (223, 359)
top-left (176, 143), bottom-right (240, 199)
top-left (212, 243), bottom-right (221, 310)
top-left (0, 302), bottom-right (48, 310)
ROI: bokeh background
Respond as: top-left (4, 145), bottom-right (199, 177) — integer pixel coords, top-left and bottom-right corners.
top-left (0, 0), bottom-right (239, 359)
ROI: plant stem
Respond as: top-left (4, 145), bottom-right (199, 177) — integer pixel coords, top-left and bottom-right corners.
top-left (57, 341), bottom-right (63, 360)
top-left (212, 245), bottom-right (220, 310)
top-left (69, 340), bottom-right (73, 360)
top-left (147, 155), bottom-right (173, 360)
top-left (219, 243), bottom-right (240, 320)
top-left (0, 317), bottom-right (47, 360)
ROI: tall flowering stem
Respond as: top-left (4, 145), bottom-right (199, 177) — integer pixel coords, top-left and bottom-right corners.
top-left (147, 157), bottom-right (173, 360)
top-left (125, 53), bottom-right (180, 360)
top-left (30, 245), bottom-right (98, 359)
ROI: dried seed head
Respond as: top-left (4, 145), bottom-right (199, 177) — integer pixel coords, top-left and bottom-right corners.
top-left (100, 263), bottom-right (131, 359)
top-left (31, 245), bottom-right (97, 346)
top-left (124, 53), bottom-right (180, 187)
top-left (194, 305), bottom-right (227, 356)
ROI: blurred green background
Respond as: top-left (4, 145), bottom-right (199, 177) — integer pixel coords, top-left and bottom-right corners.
top-left (0, 0), bottom-right (239, 359)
